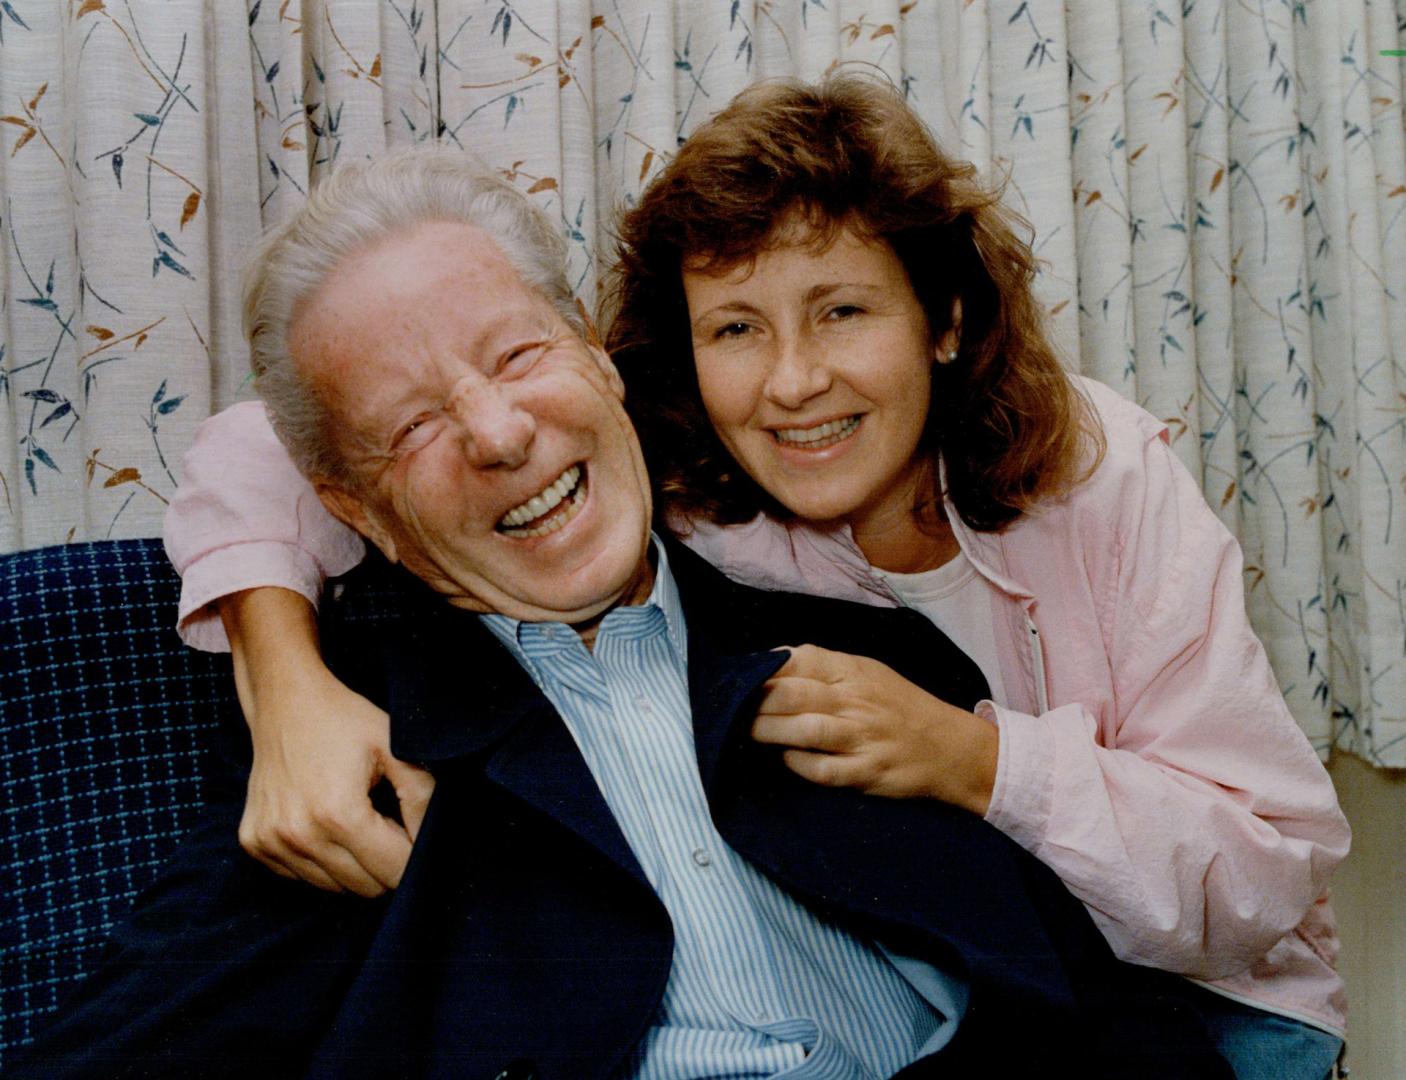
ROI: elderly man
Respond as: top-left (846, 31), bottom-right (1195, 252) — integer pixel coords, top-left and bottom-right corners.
top-left (13, 150), bottom-right (1228, 1080)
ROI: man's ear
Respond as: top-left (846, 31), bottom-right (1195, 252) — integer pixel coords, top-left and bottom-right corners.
top-left (587, 344), bottom-right (626, 402)
top-left (316, 482), bottom-right (399, 565)
top-left (575, 297), bottom-right (604, 350)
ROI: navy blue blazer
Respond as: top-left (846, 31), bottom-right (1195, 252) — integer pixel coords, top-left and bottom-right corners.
top-left (12, 539), bottom-right (1229, 1080)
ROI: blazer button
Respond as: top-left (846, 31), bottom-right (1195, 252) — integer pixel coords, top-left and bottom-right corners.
top-left (494, 1060), bottom-right (537, 1080)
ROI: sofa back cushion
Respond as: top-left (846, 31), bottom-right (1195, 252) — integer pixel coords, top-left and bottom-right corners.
top-left (0, 539), bottom-right (240, 1064)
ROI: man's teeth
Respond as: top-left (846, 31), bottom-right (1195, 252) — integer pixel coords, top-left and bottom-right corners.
top-left (498, 465), bottom-right (583, 535)
top-left (773, 415), bottom-right (860, 448)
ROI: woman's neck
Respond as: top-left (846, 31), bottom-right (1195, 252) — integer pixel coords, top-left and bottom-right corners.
top-left (849, 504), bottom-right (961, 574)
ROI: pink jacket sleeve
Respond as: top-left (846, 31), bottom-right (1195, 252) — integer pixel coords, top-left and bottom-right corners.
top-left (163, 400), bottom-right (366, 652)
top-left (982, 405), bottom-right (1349, 981)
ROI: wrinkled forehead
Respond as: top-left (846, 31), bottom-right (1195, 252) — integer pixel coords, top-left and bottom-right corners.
top-left (293, 223), bottom-right (565, 371)
top-left (312, 223), bottom-right (543, 322)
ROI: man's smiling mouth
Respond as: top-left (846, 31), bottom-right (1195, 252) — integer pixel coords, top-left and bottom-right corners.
top-left (772, 415), bottom-right (861, 450)
top-left (497, 464), bottom-right (586, 538)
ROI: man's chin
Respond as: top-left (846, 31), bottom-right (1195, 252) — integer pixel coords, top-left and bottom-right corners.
top-left (438, 556), bottom-right (654, 627)
top-left (443, 589), bottom-right (616, 624)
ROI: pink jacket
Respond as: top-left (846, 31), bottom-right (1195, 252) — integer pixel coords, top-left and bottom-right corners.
top-left (165, 379), bottom-right (1350, 1034)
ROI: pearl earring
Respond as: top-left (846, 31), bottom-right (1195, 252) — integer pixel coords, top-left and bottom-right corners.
top-left (939, 347), bottom-right (958, 365)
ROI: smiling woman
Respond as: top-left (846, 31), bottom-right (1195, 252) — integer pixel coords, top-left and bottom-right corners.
top-left (605, 76), bottom-right (1096, 544)
top-left (682, 224), bottom-right (951, 571)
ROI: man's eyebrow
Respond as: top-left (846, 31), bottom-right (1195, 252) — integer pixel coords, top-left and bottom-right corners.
top-left (353, 383), bottom-right (429, 447)
top-left (351, 315), bottom-right (562, 442)
top-left (476, 306), bottom-right (559, 347)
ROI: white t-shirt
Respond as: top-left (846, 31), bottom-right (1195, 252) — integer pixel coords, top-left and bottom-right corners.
top-left (873, 551), bottom-right (1006, 707)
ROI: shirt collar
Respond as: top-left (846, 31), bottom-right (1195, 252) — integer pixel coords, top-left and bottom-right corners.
top-left (642, 533), bottom-right (689, 657)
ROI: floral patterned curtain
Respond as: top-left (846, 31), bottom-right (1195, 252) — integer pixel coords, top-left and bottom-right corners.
top-left (2, 0), bottom-right (1402, 766)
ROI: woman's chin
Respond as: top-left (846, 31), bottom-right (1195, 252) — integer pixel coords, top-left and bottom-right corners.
top-left (768, 487), bottom-right (865, 526)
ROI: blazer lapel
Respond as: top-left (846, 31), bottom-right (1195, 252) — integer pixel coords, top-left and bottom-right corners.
top-left (690, 644), bottom-right (790, 796)
top-left (382, 594), bottom-right (648, 889)
top-left (484, 707), bottom-right (648, 890)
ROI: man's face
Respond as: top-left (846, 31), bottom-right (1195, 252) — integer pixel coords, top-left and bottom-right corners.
top-left (291, 221), bottom-right (654, 625)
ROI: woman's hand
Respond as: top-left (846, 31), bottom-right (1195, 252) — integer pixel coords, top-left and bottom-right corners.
top-left (751, 643), bottom-right (999, 815)
top-left (221, 588), bottom-right (435, 896)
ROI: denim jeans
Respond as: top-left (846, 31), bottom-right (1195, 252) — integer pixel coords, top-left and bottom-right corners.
top-left (1191, 985), bottom-right (1344, 1080)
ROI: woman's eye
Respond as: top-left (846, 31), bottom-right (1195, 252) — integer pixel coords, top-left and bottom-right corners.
top-left (825, 304), bottom-right (864, 321)
top-left (713, 321), bottom-right (753, 340)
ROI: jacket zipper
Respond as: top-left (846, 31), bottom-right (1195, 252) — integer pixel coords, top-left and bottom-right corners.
top-left (1025, 613), bottom-right (1050, 714)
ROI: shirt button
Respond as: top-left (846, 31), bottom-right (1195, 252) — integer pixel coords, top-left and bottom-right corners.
top-left (634, 694), bottom-right (653, 712)
top-left (691, 848), bottom-right (712, 868)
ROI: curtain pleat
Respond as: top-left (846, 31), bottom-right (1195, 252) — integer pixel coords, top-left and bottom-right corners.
top-left (1, 0), bottom-right (1402, 765)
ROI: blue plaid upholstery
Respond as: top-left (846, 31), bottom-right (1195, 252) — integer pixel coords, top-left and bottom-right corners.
top-left (0, 539), bottom-right (241, 1066)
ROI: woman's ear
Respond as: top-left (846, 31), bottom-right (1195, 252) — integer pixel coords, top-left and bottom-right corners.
top-left (935, 296), bottom-right (963, 364)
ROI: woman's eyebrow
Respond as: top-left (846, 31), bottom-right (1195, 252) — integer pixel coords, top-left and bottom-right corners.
top-left (803, 282), bottom-right (882, 304)
top-left (690, 282), bottom-right (887, 330)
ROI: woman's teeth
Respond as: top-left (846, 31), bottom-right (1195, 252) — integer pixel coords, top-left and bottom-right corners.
top-left (773, 415), bottom-right (860, 450)
top-left (498, 465), bottom-right (584, 537)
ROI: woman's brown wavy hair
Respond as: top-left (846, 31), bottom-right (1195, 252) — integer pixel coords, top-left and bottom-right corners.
top-left (603, 74), bottom-right (1102, 533)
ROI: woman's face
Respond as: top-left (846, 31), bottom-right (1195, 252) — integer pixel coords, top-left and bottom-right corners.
top-left (684, 223), bottom-right (940, 533)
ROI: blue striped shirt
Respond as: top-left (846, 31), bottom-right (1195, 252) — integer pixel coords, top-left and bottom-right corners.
top-left (481, 539), bottom-right (966, 1079)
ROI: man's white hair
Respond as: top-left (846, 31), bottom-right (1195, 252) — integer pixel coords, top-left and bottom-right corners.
top-left (243, 146), bottom-right (578, 487)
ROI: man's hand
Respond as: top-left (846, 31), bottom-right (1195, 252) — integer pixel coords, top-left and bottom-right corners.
top-left (751, 644), bottom-right (998, 815)
top-left (221, 588), bottom-right (434, 896)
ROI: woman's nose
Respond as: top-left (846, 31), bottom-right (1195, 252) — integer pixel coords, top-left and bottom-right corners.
top-left (447, 379), bottom-right (535, 468)
top-left (762, 335), bottom-right (832, 410)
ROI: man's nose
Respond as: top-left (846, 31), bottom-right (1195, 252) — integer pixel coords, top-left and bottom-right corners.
top-left (762, 332), bottom-right (832, 410)
top-left (447, 379), bottom-right (535, 468)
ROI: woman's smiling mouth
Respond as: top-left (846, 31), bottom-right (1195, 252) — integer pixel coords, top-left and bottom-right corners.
top-left (771, 415), bottom-right (861, 451)
top-left (497, 464), bottom-right (586, 538)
